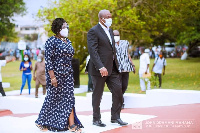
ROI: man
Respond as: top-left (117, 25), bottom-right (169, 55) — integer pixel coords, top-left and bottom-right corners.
top-left (151, 51), bottom-right (166, 88)
top-left (33, 54), bottom-right (46, 98)
top-left (87, 9), bottom-right (128, 127)
top-left (113, 30), bottom-right (135, 109)
top-left (139, 48), bottom-right (151, 92)
top-left (0, 57), bottom-right (15, 96)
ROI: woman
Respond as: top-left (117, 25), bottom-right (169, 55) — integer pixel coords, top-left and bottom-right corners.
top-left (35, 18), bottom-right (83, 132)
top-left (19, 54), bottom-right (32, 95)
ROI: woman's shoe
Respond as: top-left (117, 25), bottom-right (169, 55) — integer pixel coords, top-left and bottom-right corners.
top-left (68, 124), bottom-right (82, 133)
top-left (35, 123), bottom-right (48, 132)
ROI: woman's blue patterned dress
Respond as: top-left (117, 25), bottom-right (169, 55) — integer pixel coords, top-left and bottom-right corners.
top-left (35, 36), bottom-right (83, 131)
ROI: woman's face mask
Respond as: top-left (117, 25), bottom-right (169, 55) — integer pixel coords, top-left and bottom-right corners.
top-left (24, 57), bottom-right (28, 61)
top-left (60, 28), bottom-right (69, 37)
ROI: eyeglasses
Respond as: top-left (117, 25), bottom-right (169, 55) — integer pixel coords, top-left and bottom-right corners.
top-left (62, 22), bottom-right (69, 29)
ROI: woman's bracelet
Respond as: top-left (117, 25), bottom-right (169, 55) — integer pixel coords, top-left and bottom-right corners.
top-left (51, 77), bottom-right (56, 81)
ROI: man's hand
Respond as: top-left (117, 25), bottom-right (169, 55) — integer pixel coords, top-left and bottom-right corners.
top-left (33, 76), bottom-right (36, 81)
top-left (133, 67), bottom-right (136, 74)
top-left (99, 67), bottom-right (108, 77)
top-left (145, 71), bottom-right (147, 74)
top-left (11, 57), bottom-right (16, 61)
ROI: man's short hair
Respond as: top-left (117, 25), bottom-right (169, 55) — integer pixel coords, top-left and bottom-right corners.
top-left (98, 9), bottom-right (109, 18)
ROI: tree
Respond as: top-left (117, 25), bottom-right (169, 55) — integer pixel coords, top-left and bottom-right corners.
top-left (37, 0), bottom-right (119, 71)
top-left (0, 0), bottom-right (26, 42)
top-left (37, 0), bottom-right (200, 71)
top-left (171, 0), bottom-right (200, 53)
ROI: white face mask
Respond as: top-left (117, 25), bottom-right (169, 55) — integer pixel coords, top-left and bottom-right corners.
top-left (24, 57), bottom-right (28, 61)
top-left (60, 28), bottom-right (69, 37)
top-left (37, 58), bottom-right (42, 62)
top-left (114, 36), bottom-right (120, 42)
top-left (103, 18), bottom-right (112, 28)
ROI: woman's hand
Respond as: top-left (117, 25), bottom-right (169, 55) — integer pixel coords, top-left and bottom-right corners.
top-left (21, 68), bottom-right (27, 71)
top-left (51, 77), bottom-right (58, 87)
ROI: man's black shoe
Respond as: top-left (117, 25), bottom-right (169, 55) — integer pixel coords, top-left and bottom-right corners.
top-left (121, 104), bottom-right (125, 109)
top-left (93, 120), bottom-right (106, 127)
top-left (111, 119), bottom-right (128, 126)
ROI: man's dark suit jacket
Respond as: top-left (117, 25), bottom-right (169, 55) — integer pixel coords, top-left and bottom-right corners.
top-left (87, 23), bottom-right (119, 76)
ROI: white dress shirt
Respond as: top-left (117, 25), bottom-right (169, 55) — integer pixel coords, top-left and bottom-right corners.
top-left (99, 22), bottom-right (112, 45)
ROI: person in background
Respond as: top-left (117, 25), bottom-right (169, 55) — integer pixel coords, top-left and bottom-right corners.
top-left (36, 48), bottom-right (40, 56)
top-left (113, 30), bottom-right (135, 109)
top-left (19, 54), bottom-right (32, 95)
top-left (151, 51), bottom-right (167, 88)
top-left (0, 57), bottom-right (16, 96)
top-left (16, 49), bottom-right (20, 60)
top-left (85, 55), bottom-right (93, 92)
top-left (139, 48), bottom-right (151, 92)
top-left (24, 47), bottom-right (31, 57)
top-left (10, 49), bottom-right (14, 56)
top-left (154, 48), bottom-right (159, 58)
top-left (33, 54), bottom-right (46, 98)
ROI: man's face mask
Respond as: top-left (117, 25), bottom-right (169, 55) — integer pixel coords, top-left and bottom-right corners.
top-left (114, 36), bottom-right (120, 42)
top-left (37, 58), bottom-right (42, 62)
top-left (102, 18), bottom-right (112, 28)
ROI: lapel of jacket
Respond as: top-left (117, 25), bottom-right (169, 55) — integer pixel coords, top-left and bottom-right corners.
top-left (97, 24), bottom-right (113, 47)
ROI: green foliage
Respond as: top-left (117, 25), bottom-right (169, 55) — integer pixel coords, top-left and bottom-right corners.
top-left (149, 72), bottom-right (159, 88)
top-left (1, 28), bottom-right (19, 42)
top-left (37, 0), bottom-right (200, 70)
top-left (139, 72), bottom-right (159, 88)
top-left (37, 0), bottom-right (120, 71)
top-left (0, 0), bottom-right (26, 41)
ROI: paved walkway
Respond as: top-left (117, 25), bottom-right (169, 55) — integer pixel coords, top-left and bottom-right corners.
top-left (0, 88), bottom-right (199, 133)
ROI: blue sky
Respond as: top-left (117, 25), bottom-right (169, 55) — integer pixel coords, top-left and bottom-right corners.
top-left (13, 0), bottom-right (51, 26)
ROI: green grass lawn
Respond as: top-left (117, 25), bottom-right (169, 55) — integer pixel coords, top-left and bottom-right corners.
top-left (2, 58), bottom-right (200, 95)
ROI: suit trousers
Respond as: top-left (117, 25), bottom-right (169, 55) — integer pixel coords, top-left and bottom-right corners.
top-left (91, 66), bottom-right (123, 121)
